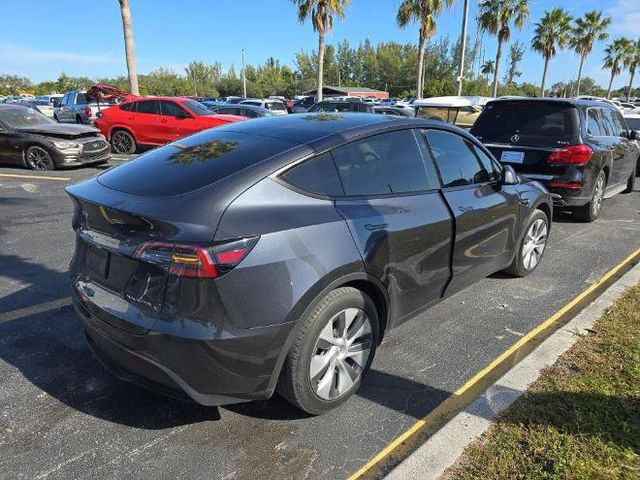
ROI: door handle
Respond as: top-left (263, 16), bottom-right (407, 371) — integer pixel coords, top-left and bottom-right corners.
top-left (126, 117), bottom-right (134, 120)
top-left (365, 223), bottom-right (388, 231)
top-left (458, 205), bottom-right (473, 213)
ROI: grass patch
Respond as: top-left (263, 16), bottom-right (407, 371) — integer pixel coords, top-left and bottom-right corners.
top-left (446, 284), bottom-right (640, 480)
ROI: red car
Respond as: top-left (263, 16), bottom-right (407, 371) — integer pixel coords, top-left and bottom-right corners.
top-left (94, 97), bottom-right (246, 154)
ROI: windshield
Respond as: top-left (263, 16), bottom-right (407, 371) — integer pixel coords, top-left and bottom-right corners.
top-left (471, 102), bottom-right (580, 146)
top-left (0, 108), bottom-right (55, 128)
top-left (181, 99), bottom-right (215, 116)
top-left (625, 117), bottom-right (640, 130)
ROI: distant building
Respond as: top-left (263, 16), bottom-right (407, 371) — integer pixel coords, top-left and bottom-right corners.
top-left (301, 85), bottom-right (389, 99)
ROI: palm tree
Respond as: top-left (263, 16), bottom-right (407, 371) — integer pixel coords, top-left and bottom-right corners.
top-left (397, 0), bottom-right (454, 99)
top-left (603, 38), bottom-right (632, 99)
top-left (293, 0), bottom-right (351, 102)
top-left (117, 0), bottom-right (139, 95)
top-left (569, 11), bottom-right (611, 96)
top-left (532, 8), bottom-right (573, 97)
top-left (623, 39), bottom-right (640, 101)
top-left (478, 0), bottom-right (530, 98)
top-left (481, 60), bottom-right (494, 85)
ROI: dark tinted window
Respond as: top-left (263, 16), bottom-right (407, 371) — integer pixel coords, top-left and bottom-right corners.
top-left (136, 100), bottom-right (160, 115)
top-left (625, 117), bottom-right (640, 130)
top-left (216, 107), bottom-right (239, 115)
top-left (181, 99), bottom-right (211, 116)
top-left (76, 93), bottom-right (86, 105)
top-left (160, 100), bottom-right (186, 117)
top-left (98, 131), bottom-right (294, 196)
top-left (120, 102), bottom-right (137, 112)
top-left (603, 108), bottom-right (626, 137)
top-left (587, 108), bottom-right (605, 136)
top-left (472, 144), bottom-right (501, 182)
top-left (471, 102), bottom-right (580, 146)
top-left (240, 108), bottom-right (258, 118)
top-left (425, 129), bottom-right (490, 187)
top-left (332, 129), bottom-right (433, 196)
top-left (281, 153), bottom-right (344, 196)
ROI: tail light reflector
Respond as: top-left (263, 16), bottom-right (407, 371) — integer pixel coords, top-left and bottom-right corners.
top-left (133, 237), bottom-right (258, 279)
top-left (549, 181), bottom-right (583, 190)
top-left (548, 144), bottom-right (593, 165)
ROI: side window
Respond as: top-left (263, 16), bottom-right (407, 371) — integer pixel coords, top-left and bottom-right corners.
top-left (281, 152), bottom-right (344, 197)
top-left (586, 109), bottom-right (604, 136)
top-left (160, 100), bottom-right (186, 117)
top-left (242, 108), bottom-right (258, 118)
top-left (600, 108), bottom-right (624, 137)
top-left (120, 102), bottom-right (137, 112)
top-left (59, 94), bottom-right (67, 106)
top-left (76, 93), bottom-right (87, 105)
top-left (332, 129), bottom-right (435, 196)
top-left (610, 109), bottom-right (627, 137)
top-left (136, 100), bottom-right (160, 115)
top-left (424, 129), bottom-right (491, 188)
top-left (472, 145), bottom-right (501, 182)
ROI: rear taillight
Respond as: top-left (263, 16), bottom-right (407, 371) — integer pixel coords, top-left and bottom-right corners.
top-left (85, 106), bottom-right (92, 117)
top-left (548, 144), bottom-right (593, 165)
top-left (133, 237), bottom-right (258, 279)
top-left (549, 181), bottom-right (583, 190)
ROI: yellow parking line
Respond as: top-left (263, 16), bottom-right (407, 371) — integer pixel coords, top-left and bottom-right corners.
top-left (0, 173), bottom-right (71, 181)
top-left (347, 245), bottom-right (640, 480)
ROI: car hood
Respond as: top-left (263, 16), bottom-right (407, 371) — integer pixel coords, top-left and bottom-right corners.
top-left (18, 123), bottom-right (101, 139)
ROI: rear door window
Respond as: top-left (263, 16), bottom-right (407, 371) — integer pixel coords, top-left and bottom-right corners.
top-left (471, 102), bottom-right (580, 146)
top-left (331, 129), bottom-right (436, 196)
top-left (136, 100), bottom-right (160, 115)
top-left (97, 131), bottom-right (295, 196)
top-left (280, 152), bottom-right (344, 197)
top-left (603, 108), bottom-right (626, 137)
top-left (120, 102), bottom-right (137, 112)
top-left (586, 108), bottom-right (605, 137)
top-left (424, 129), bottom-right (491, 187)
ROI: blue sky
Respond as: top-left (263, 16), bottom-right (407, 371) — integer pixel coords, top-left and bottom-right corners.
top-left (1, 0), bottom-right (638, 90)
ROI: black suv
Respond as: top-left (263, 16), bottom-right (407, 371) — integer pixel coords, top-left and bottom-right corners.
top-left (471, 98), bottom-right (639, 221)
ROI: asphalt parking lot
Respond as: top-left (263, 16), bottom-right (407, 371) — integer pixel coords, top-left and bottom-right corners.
top-left (1, 159), bottom-right (639, 480)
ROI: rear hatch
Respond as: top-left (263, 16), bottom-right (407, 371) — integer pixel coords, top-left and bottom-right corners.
top-left (471, 101), bottom-right (581, 175)
top-left (67, 129), bottom-right (296, 331)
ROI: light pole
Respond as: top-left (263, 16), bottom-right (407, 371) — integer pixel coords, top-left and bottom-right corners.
top-left (456, 0), bottom-right (470, 96)
top-left (241, 49), bottom-right (247, 98)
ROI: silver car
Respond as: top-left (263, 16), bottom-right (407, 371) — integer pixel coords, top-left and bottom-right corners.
top-left (54, 90), bottom-right (114, 124)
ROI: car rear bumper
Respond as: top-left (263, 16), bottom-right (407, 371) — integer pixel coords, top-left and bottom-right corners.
top-left (518, 172), bottom-right (593, 207)
top-left (73, 293), bottom-right (294, 406)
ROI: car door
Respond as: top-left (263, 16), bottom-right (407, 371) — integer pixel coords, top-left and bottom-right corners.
top-left (159, 100), bottom-right (188, 142)
top-left (421, 128), bottom-right (521, 296)
top-left (163, 101), bottom-right (201, 140)
top-left (0, 120), bottom-right (20, 164)
top-left (332, 128), bottom-right (453, 322)
top-left (134, 100), bottom-right (162, 144)
top-left (610, 109), bottom-right (637, 185)
top-left (600, 107), bottom-right (630, 187)
top-left (58, 93), bottom-right (71, 122)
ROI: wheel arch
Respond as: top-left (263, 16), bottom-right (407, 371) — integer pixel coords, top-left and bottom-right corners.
top-left (108, 125), bottom-right (137, 143)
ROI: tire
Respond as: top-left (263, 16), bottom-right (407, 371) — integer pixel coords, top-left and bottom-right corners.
top-left (110, 129), bottom-right (137, 154)
top-left (75, 115), bottom-right (83, 124)
top-left (573, 169), bottom-right (605, 222)
top-left (277, 287), bottom-right (379, 415)
top-left (504, 210), bottom-right (549, 277)
top-left (53, 114), bottom-right (59, 122)
top-left (24, 146), bottom-right (55, 170)
top-left (623, 166), bottom-right (636, 193)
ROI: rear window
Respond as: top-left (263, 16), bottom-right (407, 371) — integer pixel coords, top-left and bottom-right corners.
top-left (471, 102), bottom-right (579, 146)
top-left (626, 117), bottom-right (640, 130)
top-left (98, 131), bottom-right (294, 196)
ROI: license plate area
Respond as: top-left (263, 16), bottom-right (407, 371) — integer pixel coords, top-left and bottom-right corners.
top-left (500, 151), bottom-right (525, 163)
top-left (86, 244), bottom-right (110, 278)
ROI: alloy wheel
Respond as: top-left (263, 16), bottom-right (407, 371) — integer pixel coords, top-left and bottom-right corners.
top-left (111, 131), bottom-right (135, 154)
top-left (592, 173), bottom-right (605, 217)
top-left (26, 147), bottom-right (53, 170)
top-left (310, 307), bottom-right (372, 400)
top-left (522, 218), bottom-right (547, 270)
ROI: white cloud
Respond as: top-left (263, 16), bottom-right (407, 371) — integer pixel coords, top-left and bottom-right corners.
top-left (607, 0), bottom-right (640, 36)
top-left (0, 43), bottom-right (120, 66)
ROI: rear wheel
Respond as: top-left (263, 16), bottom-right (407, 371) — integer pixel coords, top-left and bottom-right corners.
top-left (574, 170), bottom-right (605, 222)
top-left (24, 146), bottom-right (55, 170)
top-left (110, 130), bottom-right (137, 154)
top-left (504, 210), bottom-right (548, 277)
top-left (277, 287), bottom-right (379, 415)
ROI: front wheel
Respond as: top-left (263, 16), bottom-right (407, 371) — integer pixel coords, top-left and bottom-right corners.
top-left (504, 210), bottom-right (549, 277)
top-left (277, 287), bottom-right (379, 415)
top-left (25, 146), bottom-right (55, 170)
top-left (110, 130), bottom-right (137, 154)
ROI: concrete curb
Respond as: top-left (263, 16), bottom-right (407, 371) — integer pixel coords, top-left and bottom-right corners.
top-left (385, 262), bottom-right (640, 480)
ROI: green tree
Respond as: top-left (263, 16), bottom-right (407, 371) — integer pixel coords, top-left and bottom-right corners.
top-left (397, 0), bottom-right (453, 99)
top-left (503, 40), bottom-right (524, 85)
top-left (478, 0), bottom-right (530, 97)
top-left (623, 39), bottom-right (640, 101)
top-left (569, 11), bottom-right (611, 96)
top-left (185, 61), bottom-right (221, 97)
top-left (480, 60), bottom-right (494, 85)
top-left (603, 38), bottom-right (633, 99)
top-left (292, 0), bottom-right (351, 101)
top-left (532, 8), bottom-right (573, 97)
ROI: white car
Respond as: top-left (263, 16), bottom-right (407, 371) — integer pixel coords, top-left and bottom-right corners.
top-left (33, 94), bottom-right (63, 118)
top-left (239, 99), bottom-right (288, 115)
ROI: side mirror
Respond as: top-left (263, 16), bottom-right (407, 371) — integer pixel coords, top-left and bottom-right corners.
top-left (629, 130), bottom-right (639, 140)
top-left (501, 164), bottom-right (519, 185)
